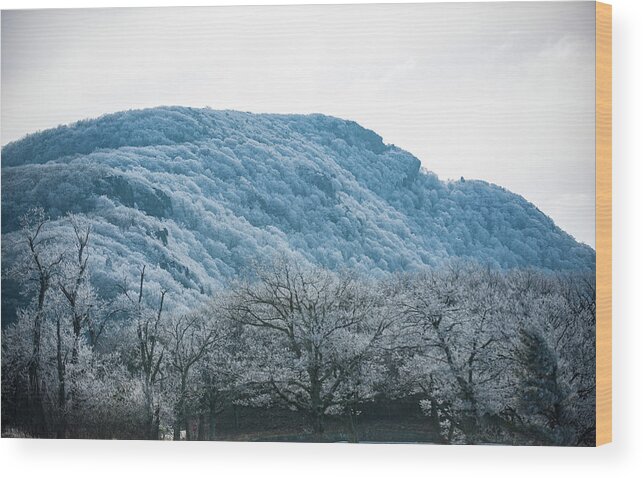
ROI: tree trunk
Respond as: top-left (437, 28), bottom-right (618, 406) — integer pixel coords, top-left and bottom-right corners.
top-left (203, 388), bottom-right (222, 440)
top-left (208, 412), bottom-right (217, 440)
top-left (185, 416), bottom-right (193, 441)
top-left (311, 410), bottom-right (324, 436)
top-left (348, 409), bottom-right (359, 443)
top-left (447, 419), bottom-right (456, 443)
top-left (28, 280), bottom-right (48, 437)
top-left (152, 403), bottom-right (161, 440)
top-left (56, 315), bottom-right (67, 438)
top-left (460, 389), bottom-right (480, 444)
top-left (143, 380), bottom-right (155, 439)
top-left (428, 397), bottom-right (441, 439)
top-left (174, 373), bottom-right (188, 440)
top-left (308, 367), bottom-right (324, 437)
top-left (71, 314), bottom-right (81, 365)
top-left (197, 414), bottom-right (207, 441)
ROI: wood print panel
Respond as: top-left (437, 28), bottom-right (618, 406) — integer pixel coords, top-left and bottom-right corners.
top-left (595, 1), bottom-right (612, 447)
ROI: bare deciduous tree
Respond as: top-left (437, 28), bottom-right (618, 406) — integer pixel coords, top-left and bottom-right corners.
top-left (10, 209), bottom-right (65, 436)
top-left (226, 260), bottom-right (391, 437)
top-left (166, 310), bottom-right (224, 440)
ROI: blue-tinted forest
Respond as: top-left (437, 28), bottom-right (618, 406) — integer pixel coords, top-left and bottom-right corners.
top-left (1, 108), bottom-right (596, 445)
top-left (1, 107), bottom-right (594, 321)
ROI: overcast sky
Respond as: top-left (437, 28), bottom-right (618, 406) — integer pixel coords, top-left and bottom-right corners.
top-left (1, 2), bottom-right (596, 247)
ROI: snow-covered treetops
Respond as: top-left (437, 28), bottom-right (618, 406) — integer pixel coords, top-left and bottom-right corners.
top-left (1, 106), bottom-right (595, 322)
top-left (1, 109), bottom-right (596, 443)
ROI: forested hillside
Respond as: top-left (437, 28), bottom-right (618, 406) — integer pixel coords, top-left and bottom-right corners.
top-left (1, 107), bottom-right (595, 323)
top-left (1, 107), bottom-right (596, 444)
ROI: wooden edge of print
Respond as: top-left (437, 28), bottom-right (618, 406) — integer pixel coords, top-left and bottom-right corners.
top-left (595, 1), bottom-right (612, 447)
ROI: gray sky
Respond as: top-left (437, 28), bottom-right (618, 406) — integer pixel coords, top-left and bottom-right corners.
top-left (1, 2), bottom-right (596, 247)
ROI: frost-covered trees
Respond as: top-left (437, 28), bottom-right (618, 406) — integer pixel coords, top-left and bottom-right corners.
top-left (118, 266), bottom-right (167, 439)
top-left (3, 208), bottom-right (64, 436)
top-left (1, 107), bottom-right (596, 328)
top-left (225, 261), bottom-right (391, 436)
top-left (514, 327), bottom-right (572, 444)
top-left (396, 265), bottom-right (512, 443)
top-left (1, 210), bottom-right (596, 444)
top-left (505, 272), bottom-right (596, 445)
top-left (192, 323), bottom-right (243, 440)
top-left (2, 210), bottom-right (135, 437)
top-left (391, 266), bottom-right (596, 445)
top-left (165, 310), bottom-right (229, 440)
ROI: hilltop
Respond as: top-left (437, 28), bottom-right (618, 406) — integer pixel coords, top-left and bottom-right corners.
top-left (1, 106), bottom-right (595, 318)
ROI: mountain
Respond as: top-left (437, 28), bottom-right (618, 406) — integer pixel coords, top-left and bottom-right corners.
top-left (1, 106), bottom-right (595, 319)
